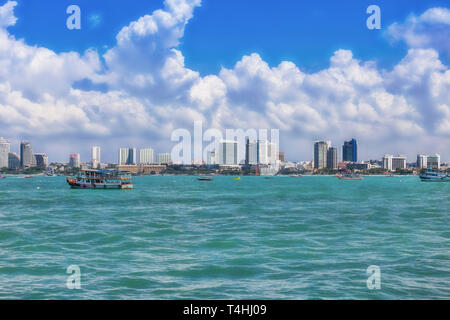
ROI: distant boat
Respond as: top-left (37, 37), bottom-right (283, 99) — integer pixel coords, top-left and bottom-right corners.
top-left (337, 173), bottom-right (363, 180)
top-left (24, 176), bottom-right (34, 179)
top-left (198, 177), bottom-right (213, 181)
top-left (233, 177), bottom-right (241, 180)
top-left (0, 175), bottom-right (6, 179)
top-left (290, 174), bottom-right (303, 178)
top-left (420, 168), bottom-right (450, 182)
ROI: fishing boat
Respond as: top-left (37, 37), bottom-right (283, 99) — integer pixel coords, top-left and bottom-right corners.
top-left (197, 176), bottom-right (213, 181)
top-left (66, 169), bottom-right (133, 189)
top-left (419, 168), bottom-right (450, 182)
top-left (337, 173), bottom-right (363, 180)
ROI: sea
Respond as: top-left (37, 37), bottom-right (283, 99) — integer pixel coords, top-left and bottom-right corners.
top-left (0, 175), bottom-right (448, 299)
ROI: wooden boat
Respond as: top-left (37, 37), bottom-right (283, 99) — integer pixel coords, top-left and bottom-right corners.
top-left (66, 169), bottom-right (133, 189)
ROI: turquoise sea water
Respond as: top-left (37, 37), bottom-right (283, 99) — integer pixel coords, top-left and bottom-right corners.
top-left (0, 175), bottom-right (448, 299)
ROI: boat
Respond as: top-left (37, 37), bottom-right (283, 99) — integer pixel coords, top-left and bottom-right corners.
top-left (0, 175), bottom-right (6, 179)
top-left (197, 176), bottom-right (213, 181)
top-left (420, 168), bottom-right (450, 182)
top-left (337, 173), bottom-right (363, 180)
top-left (290, 174), bottom-right (303, 178)
top-left (24, 176), bottom-right (34, 179)
top-left (233, 177), bottom-right (241, 180)
top-left (66, 169), bottom-right (133, 189)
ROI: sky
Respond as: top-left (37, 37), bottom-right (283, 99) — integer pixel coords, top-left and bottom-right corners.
top-left (0, 0), bottom-right (449, 163)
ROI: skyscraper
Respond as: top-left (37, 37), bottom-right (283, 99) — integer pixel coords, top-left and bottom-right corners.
top-left (92, 146), bottom-right (101, 169)
top-left (8, 153), bottom-right (20, 169)
top-left (383, 154), bottom-right (406, 171)
top-left (427, 154), bottom-right (440, 169)
top-left (416, 154), bottom-right (428, 169)
top-left (314, 141), bottom-right (330, 169)
top-left (0, 137), bottom-right (10, 169)
top-left (245, 139), bottom-right (259, 165)
top-left (327, 147), bottom-right (338, 169)
top-left (139, 148), bottom-right (155, 164)
top-left (119, 148), bottom-right (137, 165)
top-left (34, 153), bottom-right (48, 167)
top-left (218, 140), bottom-right (238, 165)
top-left (20, 141), bottom-right (35, 168)
top-left (342, 139), bottom-right (357, 162)
top-left (69, 154), bottom-right (81, 168)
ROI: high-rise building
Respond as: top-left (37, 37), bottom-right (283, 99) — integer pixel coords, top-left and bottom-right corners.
top-left (342, 139), bottom-right (357, 162)
top-left (417, 154), bottom-right (428, 169)
top-left (327, 147), bottom-right (338, 169)
top-left (0, 137), bottom-right (10, 169)
top-left (92, 146), bottom-right (101, 169)
top-left (8, 153), bottom-right (20, 169)
top-left (278, 152), bottom-right (285, 162)
top-left (245, 139), bottom-right (259, 165)
top-left (139, 148), bottom-right (155, 164)
top-left (34, 153), bottom-right (48, 167)
top-left (207, 151), bottom-right (216, 165)
top-left (383, 154), bottom-right (406, 171)
top-left (218, 140), bottom-right (238, 165)
top-left (427, 154), bottom-right (440, 169)
top-left (20, 141), bottom-right (35, 168)
top-left (157, 153), bottom-right (171, 165)
top-left (69, 154), bottom-right (81, 168)
top-left (314, 141), bottom-right (330, 169)
top-left (119, 148), bottom-right (137, 165)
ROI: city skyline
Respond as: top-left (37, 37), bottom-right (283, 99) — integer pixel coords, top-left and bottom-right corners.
top-left (0, 1), bottom-right (450, 163)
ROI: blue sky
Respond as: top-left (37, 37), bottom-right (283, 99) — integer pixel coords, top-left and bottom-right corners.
top-left (1, 0), bottom-right (450, 163)
top-left (11, 0), bottom-right (449, 74)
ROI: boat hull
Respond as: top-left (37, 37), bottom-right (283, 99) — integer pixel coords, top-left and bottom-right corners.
top-left (420, 175), bottom-right (450, 182)
top-left (67, 180), bottom-right (133, 189)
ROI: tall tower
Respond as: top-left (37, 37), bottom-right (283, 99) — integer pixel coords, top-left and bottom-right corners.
top-left (92, 146), bottom-right (101, 169)
top-left (342, 139), bottom-right (357, 162)
top-left (314, 141), bottom-right (330, 169)
top-left (0, 137), bottom-right (10, 169)
top-left (20, 141), bottom-right (35, 168)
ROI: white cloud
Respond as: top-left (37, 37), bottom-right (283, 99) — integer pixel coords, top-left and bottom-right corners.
top-left (388, 7), bottom-right (450, 56)
top-left (0, 1), bottom-right (449, 162)
top-left (0, 0), bottom-right (16, 28)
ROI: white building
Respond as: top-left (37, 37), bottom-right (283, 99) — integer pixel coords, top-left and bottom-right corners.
top-left (314, 141), bottom-right (331, 169)
top-left (207, 151), bottom-right (217, 165)
top-left (383, 154), bottom-right (406, 171)
top-left (69, 153), bottom-right (81, 168)
top-left (417, 154), bottom-right (428, 169)
top-left (427, 154), bottom-right (440, 169)
top-left (245, 139), bottom-right (278, 165)
top-left (119, 148), bottom-right (137, 165)
top-left (157, 153), bottom-right (171, 164)
top-left (140, 148), bottom-right (155, 164)
top-left (0, 137), bottom-right (10, 169)
top-left (218, 140), bottom-right (238, 165)
top-left (92, 146), bottom-right (101, 169)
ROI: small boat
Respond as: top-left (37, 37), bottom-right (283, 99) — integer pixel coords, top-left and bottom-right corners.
top-left (24, 176), bottom-right (34, 179)
top-left (66, 169), bottom-right (133, 189)
top-left (290, 174), bottom-right (303, 178)
top-left (198, 177), bottom-right (213, 181)
top-left (233, 177), bottom-right (241, 180)
top-left (337, 173), bottom-right (363, 180)
top-left (420, 168), bottom-right (450, 182)
top-left (0, 175), bottom-right (6, 179)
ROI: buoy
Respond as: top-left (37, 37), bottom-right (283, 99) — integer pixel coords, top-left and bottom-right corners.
top-left (37, 187), bottom-right (40, 190)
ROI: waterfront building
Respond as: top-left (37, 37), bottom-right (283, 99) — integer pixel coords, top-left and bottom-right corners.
top-left (0, 137), bottom-right (10, 169)
top-left (207, 151), bottom-right (217, 165)
top-left (342, 139), bottom-right (358, 162)
top-left (92, 146), bottom-right (101, 169)
top-left (384, 154), bottom-right (407, 171)
top-left (69, 154), bottom-right (81, 168)
top-left (20, 141), bottom-right (35, 168)
top-left (417, 154), bottom-right (428, 169)
top-left (157, 153), bottom-right (171, 165)
top-left (117, 164), bottom-right (166, 175)
top-left (245, 139), bottom-right (259, 165)
top-left (427, 154), bottom-right (440, 169)
top-left (218, 140), bottom-right (239, 165)
top-left (8, 152), bottom-right (20, 169)
top-left (34, 153), bottom-right (48, 167)
top-left (278, 152), bottom-right (285, 162)
top-left (326, 147), bottom-right (338, 169)
top-left (139, 148), bottom-right (155, 164)
top-left (119, 148), bottom-right (137, 165)
top-left (314, 141), bottom-right (330, 169)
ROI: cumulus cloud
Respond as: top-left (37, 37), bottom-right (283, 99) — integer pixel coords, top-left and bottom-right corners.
top-left (388, 7), bottom-right (450, 56)
top-left (0, 0), bottom-right (449, 162)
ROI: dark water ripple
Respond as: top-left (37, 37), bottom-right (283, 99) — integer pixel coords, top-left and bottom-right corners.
top-left (0, 176), bottom-right (449, 299)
